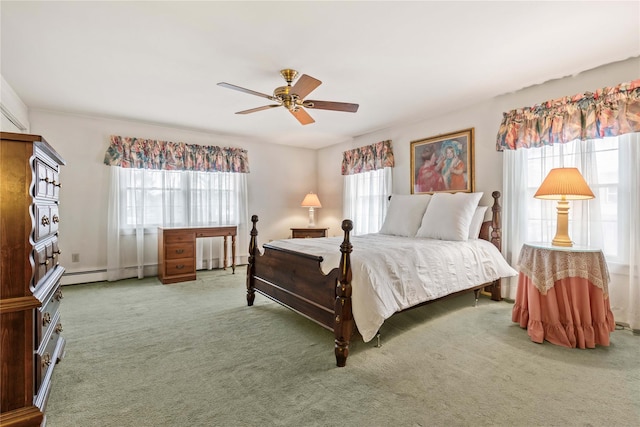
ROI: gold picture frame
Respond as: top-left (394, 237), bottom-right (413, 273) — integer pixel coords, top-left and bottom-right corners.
top-left (410, 128), bottom-right (475, 194)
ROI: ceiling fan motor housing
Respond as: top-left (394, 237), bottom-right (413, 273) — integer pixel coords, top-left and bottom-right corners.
top-left (273, 85), bottom-right (301, 111)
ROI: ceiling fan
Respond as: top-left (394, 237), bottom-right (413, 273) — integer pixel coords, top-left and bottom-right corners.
top-left (217, 69), bottom-right (359, 125)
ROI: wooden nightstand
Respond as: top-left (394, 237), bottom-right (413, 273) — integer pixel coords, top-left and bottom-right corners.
top-left (291, 227), bottom-right (328, 239)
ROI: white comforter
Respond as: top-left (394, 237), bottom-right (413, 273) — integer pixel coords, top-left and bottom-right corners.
top-left (265, 234), bottom-right (518, 343)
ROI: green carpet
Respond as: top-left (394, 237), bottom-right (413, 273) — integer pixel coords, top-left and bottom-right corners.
top-left (46, 269), bottom-right (640, 426)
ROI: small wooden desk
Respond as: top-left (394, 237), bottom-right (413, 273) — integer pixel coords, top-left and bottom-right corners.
top-left (158, 226), bottom-right (237, 284)
top-left (512, 243), bottom-right (615, 348)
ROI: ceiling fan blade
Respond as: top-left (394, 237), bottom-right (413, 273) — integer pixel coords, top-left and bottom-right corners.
top-left (304, 100), bottom-right (359, 113)
top-left (290, 108), bottom-right (315, 125)
top-left (217, 82), bottom-right (276, 101)
top-left (236, 105), bottom-right (281, 114)
top-left (291, 74), bottom-right (322, 99)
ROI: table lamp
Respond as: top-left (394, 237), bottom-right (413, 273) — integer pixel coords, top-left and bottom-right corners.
top-left (301, 192), bottom-right (322, 227)
top-left (534, 167), bottom-right (595, 247)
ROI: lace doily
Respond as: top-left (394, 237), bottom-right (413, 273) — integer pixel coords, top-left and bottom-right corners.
top-left (517, 244), bottom-right (610, 296)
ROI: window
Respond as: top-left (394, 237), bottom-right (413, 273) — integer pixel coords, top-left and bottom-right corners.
top-left (524, 136), bottom-right (629, 263)
top-left (343, 167), bottom-right (392, 235)
top-left (108, 166), bottom-right (249, 281)
top-left (120, 168), bottom-right (244, 231)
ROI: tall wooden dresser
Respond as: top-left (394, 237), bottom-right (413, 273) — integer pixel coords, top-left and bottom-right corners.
top-left (0, 132), bottom-right (66, 427)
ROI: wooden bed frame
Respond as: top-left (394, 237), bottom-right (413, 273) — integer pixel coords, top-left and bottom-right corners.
top-left (246, 191), bottom-right (503, 367)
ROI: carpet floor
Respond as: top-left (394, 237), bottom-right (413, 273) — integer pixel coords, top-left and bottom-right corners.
top-left (46, 269), bottom-right (640, 426)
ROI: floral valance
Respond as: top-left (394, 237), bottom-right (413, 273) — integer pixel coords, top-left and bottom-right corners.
top-left (104, 135), bottom-right (250, 173)
top-left (341, 140), bottom-right (394, 175)
top-left (496, 79), bottom-right (640, 151)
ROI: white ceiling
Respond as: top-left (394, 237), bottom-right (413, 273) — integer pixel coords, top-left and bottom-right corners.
top-left (2, 1), bottom-right (639, 149)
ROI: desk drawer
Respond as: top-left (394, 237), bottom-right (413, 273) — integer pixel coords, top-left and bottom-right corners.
top-left (166, 259), bottom-right (195, 276)
top-left (164, 231), bottom-right (195, 244)
top-left (165, 243), bottom-right (194, 260)
top-left (196, 226), bottom-right (236, 237)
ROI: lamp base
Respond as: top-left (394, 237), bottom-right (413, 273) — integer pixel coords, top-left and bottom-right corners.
top-left (551, 236), bottom-right (573, 247)
top-left (307, 207), bottom-right (315, 228)
top-left (551, 200), bottom-right (573, 247)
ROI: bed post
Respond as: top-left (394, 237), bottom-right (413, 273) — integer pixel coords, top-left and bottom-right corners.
top-left (490, 191), bottom-right (502, 301)
top-left (334, 219), bottom-right (354, 367)
top-left (246, 215), bottom-right (258, 306)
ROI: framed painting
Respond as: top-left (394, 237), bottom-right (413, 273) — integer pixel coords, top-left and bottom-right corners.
top-left (410, 128), bottom-right (475, 194)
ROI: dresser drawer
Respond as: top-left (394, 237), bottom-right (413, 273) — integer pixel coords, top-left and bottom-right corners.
top-left (166, 259), bottom-right (195, 276)
top-left (33, 244), bottom-right (50, 285)
top-left (35, 310), bottom-right (64, 398)
top-left (165, 243), bottom-right (194, 260)
top-left (35, 158), bottom-right (60, 200)
top-left (36, 285), bottom-right (63, 344)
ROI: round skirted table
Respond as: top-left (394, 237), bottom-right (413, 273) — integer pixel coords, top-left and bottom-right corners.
top-left (511, 242), bottom-right (615, 348)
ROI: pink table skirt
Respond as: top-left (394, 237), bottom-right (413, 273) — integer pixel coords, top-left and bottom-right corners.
top-left (512, 272), bottom-right (615, 348)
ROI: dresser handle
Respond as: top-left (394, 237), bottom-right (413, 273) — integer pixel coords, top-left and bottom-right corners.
top-left (176, 249), bottom-right (184, 254)
top-left (176, 264), bottom-right (184, 269)
top-left (54, 249), bottom-right (62, 255)
top-left (40, 259), bottom-right (50, 266)
top-left (54, 288), bottom-right (63, 301)
top-left (41, 215), bottom-right (50, 226)
top-left (52, 214), bottom-right (59, 223)
top-left (55, 323), bottom-right (63, 334)
top-left (55, 182), bottom-right (62, 188)
top-left (40, 177), bottom-right (50, 183)
top-left (43, 312), bottom-right (51, 326)
top-left (42, 353), bottom-right (51, 368)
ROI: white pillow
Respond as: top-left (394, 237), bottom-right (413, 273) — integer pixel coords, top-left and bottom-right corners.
top-left (379, 194), bottom-right (432, 237)
top-left (415, 192), bottom-right (483, 241)
top-left (468, 206), bottom-right (489, 239)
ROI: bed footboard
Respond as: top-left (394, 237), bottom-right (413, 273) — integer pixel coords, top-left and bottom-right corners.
top-left (246, 216), bottom-right (355, 367)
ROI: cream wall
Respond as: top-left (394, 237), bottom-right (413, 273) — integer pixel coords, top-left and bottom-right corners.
top-left (316, 58), bottom-right (640, 237)
top-left (317, 57), bottom-right (639, 304)
top-left (4, 57), bottom-right (637, 284)
top-left (26, 111), bottom-right (318, 283)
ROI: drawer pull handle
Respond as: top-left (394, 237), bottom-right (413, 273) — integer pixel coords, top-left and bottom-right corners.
top-left (175, 249), bottom-right (184, 254)
top-left (55, 288), bottom-right (63, 301)
top-left (54, 249), bottom-right (62, 255)
top-left (55, 323), bottom-right (63, 334)
top-left (52, 214), bottom-right (59, 223)
top-left (41, 215), bottom-right (50, 226)
top-left (40, 259), bottom-right (50, 266)
top-left (40, 177), bottom-right (50, 183)
top-left (55, 182), bottom-right (62, 188)
top-left (176, 264), bottom-right (184, 269)
top-left (42, 353), bottom-right (51, 368)
top-left (43, 312), bottom-right (51, 325)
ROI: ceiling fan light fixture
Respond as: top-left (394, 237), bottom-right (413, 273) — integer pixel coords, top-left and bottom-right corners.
top-left (218, 68), bottom-right (359, 125)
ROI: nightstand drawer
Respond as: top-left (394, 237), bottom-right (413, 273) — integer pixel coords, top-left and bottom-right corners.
top-left (291, 228), bottom-right (328, 239)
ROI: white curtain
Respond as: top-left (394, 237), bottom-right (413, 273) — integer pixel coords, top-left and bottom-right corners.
top-left (618, 133), bottom-right (640, 331)
top-left (502, 134), bottom-right (640, 330)
top-left (107, 166), bottom-right (249, 281)
top-left (343, 167), bottom-right (392, 235)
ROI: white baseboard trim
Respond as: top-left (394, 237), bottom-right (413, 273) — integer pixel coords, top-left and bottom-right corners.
top-left (61, 270), bottom-right (108, 285)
